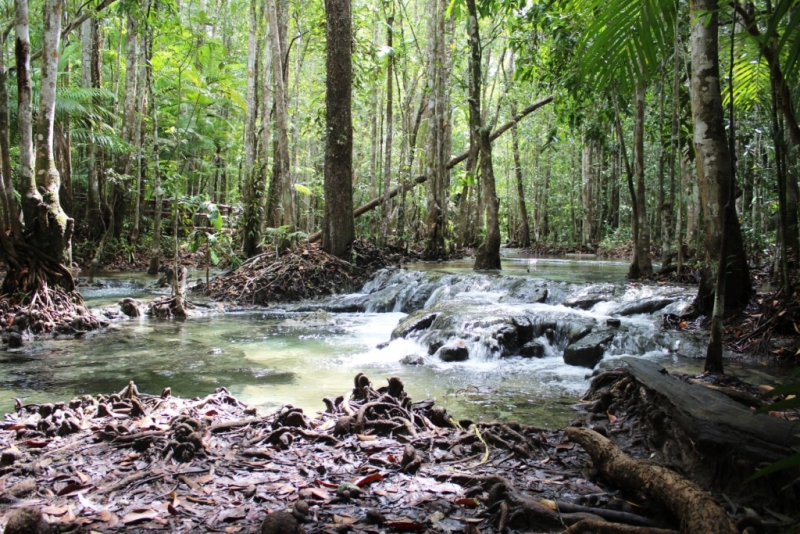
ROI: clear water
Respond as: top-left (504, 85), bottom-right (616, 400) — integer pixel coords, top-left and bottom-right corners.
top-left (0, 258), bottom-right (782, 428)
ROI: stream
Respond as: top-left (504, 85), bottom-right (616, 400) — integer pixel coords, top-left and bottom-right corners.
top-left (0, 254), bottom-right (783, 428)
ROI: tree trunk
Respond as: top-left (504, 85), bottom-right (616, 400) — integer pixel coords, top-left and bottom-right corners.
top-left (266, 0), bottom-right (292, 230)
top-left (241, 0), bottom-right (262, 258)
top-left (146, 10), bottom-right (163, 276)
top-left (690, 0), bottom-right (751, 314)
top-left (378, 11), bottom-right (395, 247)
top-left (81, 18), bottom-right (103, 238)
top-left (30, 0), bottom-right (72, 266)
top-left (634, 76), bottom-right (652, 276)
top-left (510, 103), bottom-right (530, 248)
top-left (582, 139), bottom-right (594, 247)
top-left (0, 30), bottom-right (18, 236)
top-left (664, 21), bottom-right (680, 266)
top-left (321, 0), bottom-right (354, 258)
top-left (611, 86), bottom-right (639, 278)
top-left (466, 0), bottom-right (500, 270)
top-left (423, 0), bottom-right (452, 259)
top-left (130, 21), bottom-right (148, 245)
top-left (14, 0), bottom-right (42, 232)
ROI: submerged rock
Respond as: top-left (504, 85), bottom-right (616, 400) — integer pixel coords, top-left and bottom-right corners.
top-left (436, 340), bottom-right (469, 362)
top-left (563, 332), bottom-right (615, 368)
top-left (400, 354), bottom-right (426, 365)
top-left (612, 297), bottom-right (678, 316)
top-left (280, 309), bottom-right (336, 327)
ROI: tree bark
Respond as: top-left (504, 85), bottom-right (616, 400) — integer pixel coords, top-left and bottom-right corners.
top-left (510, 103), bottom-right (530, 248)
top-left (423, 0), bottom-right (452, 259)
top-left (582, 139), bottom-right (594, 247)
top-left (466, 0), bottom-right (500, 270)
top-left (611, 86), bottom-right (640, 278)
top-left (146, 8), bottom-right (163, 276)
top-left (81, 19), bottom-right (104, 239)
top-left (379, 11), bottom-right (394, 247)
top-left (241, 0), bottom-right (262, 258)
top-left (0, 32), bottom-right (18, 236)
top-left (32, 0), bottom-right (72, 265)
top-left (634, 76), bottom-right (652, 276)
top-left (266, 0), bottom-right (292, 230)
top-left (567, 427), bottom-right (737, 534)
top-left (321, 0), bottom-right (354, 258)
top-left (690, 0), bottom-right (751, 313)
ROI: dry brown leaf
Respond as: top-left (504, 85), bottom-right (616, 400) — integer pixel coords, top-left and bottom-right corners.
top-left (42, 506), bottom-right (69, 517)
top-left (122, 509), bottom-right (159, 524)
top-left (334, 514), bottom-right (358, 525)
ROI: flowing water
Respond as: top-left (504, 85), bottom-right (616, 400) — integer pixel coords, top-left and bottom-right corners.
top-left (0, 255), bottom-right (782, 428)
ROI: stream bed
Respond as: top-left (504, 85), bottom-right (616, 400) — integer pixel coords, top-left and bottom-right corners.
top-left (0, 255), bottom-right (782, 428)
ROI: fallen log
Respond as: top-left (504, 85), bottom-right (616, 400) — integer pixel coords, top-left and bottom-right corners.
top-left (619, 357), bottom-right (800, 508)
top-left (308, 95), bottom-right (554, 243)
top-left (566, 427), bottom-right (737, 534)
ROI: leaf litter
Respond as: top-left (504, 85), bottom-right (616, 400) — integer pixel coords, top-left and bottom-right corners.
top-left (0, 373), bottom-right (675, 533)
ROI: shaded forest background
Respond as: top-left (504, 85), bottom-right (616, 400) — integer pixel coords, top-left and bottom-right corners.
top-left (0, 0), bottom-right (797, 293)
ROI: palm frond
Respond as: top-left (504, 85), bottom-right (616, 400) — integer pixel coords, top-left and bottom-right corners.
top-left (575, 0), bottom-right (677, 92)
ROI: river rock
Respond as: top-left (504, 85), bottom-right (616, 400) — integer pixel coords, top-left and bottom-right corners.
top-left (436, 340), bottom-right (469, 362)
top-left (612, 297), bottom-right (678, 316)
top-left (606, 318), bottom-right (621, 327)
top-left (401, 354), bottom-right (426, 365)
top-left (8, 331), bottom-right (23, 348)
top-left (563, 332), bottom-right (614, 368)
top-left (392, 312), bottom-right (439, 339)
top-left (562, 286), bottom-right (615, 309)
top-left (519, 340), bottom-right (546, 358)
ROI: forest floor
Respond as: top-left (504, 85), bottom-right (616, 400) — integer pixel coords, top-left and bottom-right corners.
top-left (1, 367), bottom-right (794, 534)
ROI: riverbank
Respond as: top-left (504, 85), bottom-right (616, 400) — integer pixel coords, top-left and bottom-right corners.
top-left (1, 365), bottom-right (796, 533)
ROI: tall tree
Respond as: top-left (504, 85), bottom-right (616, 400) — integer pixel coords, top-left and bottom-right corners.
top-left (81, 17), bottom-right (103, 238)
top-left (241, 0), bottom-right (263, 258)
top-left (423, 0), bottom-right (452, 259)
top-left (633, 74), bottom-right (652, 276)
top-left (266, 0), bottom-right (293, 230)
top-left (379, 9), bottom-right (395, 248)
top-left (690, 0), bottom-right (751, 317)
top-left (321, 0), bottom-right (354, 257)
top-left (467, 0), bottom-right (501, 270)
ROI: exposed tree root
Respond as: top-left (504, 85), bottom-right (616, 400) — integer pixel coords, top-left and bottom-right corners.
top-left (566, 427), bottom-right (737, 534)
top-left (561, 519), bottom-right (678, 534)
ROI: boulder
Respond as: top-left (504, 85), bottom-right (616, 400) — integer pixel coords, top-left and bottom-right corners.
top-left (519, 340), bottom-right (546, 358)
top-left (612, 297), bottom-right (678, 316)
top-left (563, 332), bottom-right (614, 368)
top-left (436, 340), bottom-right (469, 362)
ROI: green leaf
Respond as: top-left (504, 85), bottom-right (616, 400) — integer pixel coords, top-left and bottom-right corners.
top-left (756, 397), bottom-right (800, 413)
top-left (210, 249), bottom-right (220, 265)
top-left (745, 453), bottom-right (800, 483)
top-left (766, 382), bottom-right (800, 397)
top-left (294, 184), bottom-right (313, 196)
